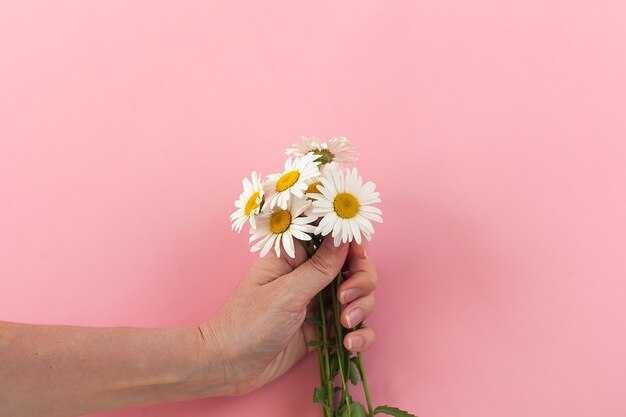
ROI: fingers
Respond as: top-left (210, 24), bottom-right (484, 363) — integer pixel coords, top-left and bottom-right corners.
top-left (246, 239), bottom-right (309, 285)
top-left (341, 292), bottom-right (375, 329)
top-left (274, 236), bottom-right (349, 308)
top-left (344, 326), bottom-right (375, 352)
top-left (337, 242), bottom-right (378, 304)
top-left (349, 239), bottom-right (368, 260)
top-left (339, 242), bottom-right (377, 353)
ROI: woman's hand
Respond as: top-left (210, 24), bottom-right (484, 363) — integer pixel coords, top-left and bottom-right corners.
top-left (0, 237), bottom-right (377, 416)
top-left (199, 237), bottom-right (379, 396)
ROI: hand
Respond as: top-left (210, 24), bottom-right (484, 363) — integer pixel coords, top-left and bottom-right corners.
top-left (200, 237), bottom-right (378, 396)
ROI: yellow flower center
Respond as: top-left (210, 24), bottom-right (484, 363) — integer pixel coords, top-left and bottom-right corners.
top-left (276, 171), bottom-right (300, 192)
top-left (269, 209), bottom-right (292, 234)
top-left (333, 192), bottom-right (360, 219)
top-left (305, 181), bottom-right (322, 195)
top-left (244, 192), bottom-right (260, 216)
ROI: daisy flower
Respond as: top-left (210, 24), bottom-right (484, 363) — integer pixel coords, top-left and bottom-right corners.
top-left (309, 167), bottom-right (382, 246)
top-left (249, 198), bottom-right (317, 258)
top-left (302, 162), bottom-right (342, 219)
top-left (230, 171), bottom-right (264, 233)
top-left (286, 136), bottom-right (359, 164)
top-left (304, 162), bottom-right (341, 200)
top-left (264, 152), bottom-right (321, 210)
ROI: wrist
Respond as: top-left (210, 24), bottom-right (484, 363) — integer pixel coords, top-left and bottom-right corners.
top-left (185, 320), bottom-right (237, 397)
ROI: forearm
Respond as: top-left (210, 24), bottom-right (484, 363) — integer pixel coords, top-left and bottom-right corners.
top-left (0, 320), bottom-right (229, 417)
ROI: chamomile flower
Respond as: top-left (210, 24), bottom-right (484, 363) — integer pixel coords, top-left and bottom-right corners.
top-left (302, 162), bottom-right (342, 219)
top-left (286, 136), bottom-right (359, 164)
top-left (249, 198), bottom-right (317, 258)
top-left (265, 153), bottom-right (321, 210)
top-left (230, 171), bottom-right (264, 233)
top-left (304, 162), bottom-right (341, 199)
top-left (309, 167), bottom-right (382, 246)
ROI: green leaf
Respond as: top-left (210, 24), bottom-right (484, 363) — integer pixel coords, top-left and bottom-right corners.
top-left (348, 357), bottom-right (360, 385)
top-left (306, 340), bottom-right (323, 347)
top-left (312, 386), bottom-right (326, 404)
top-left (304, 316), bottom-right (321, 324)
top-left (373, 405), bottom-right (418, 417)
top-left (337, 401), bottom-right (367, 417)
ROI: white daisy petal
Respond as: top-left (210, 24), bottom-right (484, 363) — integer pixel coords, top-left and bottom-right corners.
top-left (321, 177), bottom-right (338, 196)
top-left (274, 233), bottom-right (282, 257)
top-left (285, 136), bottom-right (359, 165)
top-left (294, 218), bottom-right (314, 226)
top-left (358, 181), bottom-right (376, 197)
top-left (253, 234), bottom-right (271, 254)
top-left (355, 215), bottom-right (375, 235)
top-left (349, 219), bottom-right (361, 244)
top-left (341, 221), bottom-right (349, 243)
top-left (313, 199), bottom-right (333, 207)
top-left (260, 235), bottom-right (275, 257)
top-left (313, 215), bottom-right (328, 235)
top-left (361, 198), bottom-right (382, 207)
top-left (332, 218), bottom-right (343, 238)
top-left (283, 232), bottom-right (295, 258)
top-left (290, 227), bottom-right (311, 241)
top-left (361, 211), bottom-right (383, 223)
top-left (359, 205), bottom-right (382, 215)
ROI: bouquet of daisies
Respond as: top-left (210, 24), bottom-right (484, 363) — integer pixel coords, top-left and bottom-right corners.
top-left (230, 136), bottom-right (415, 417)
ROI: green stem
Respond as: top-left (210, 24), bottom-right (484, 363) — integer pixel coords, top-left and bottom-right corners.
top-left (337, 272), bottom-right (374, 416)
top-left (300, 239), bottom-right (331, 416)
top-left (314, 321), bottom-right (327, 417)
top-left (356, 352), bottom-right (373, 415)
top-left (331, 278), bottom-right (352, 416)
top-left (318, 291), bottom-right (334, 414)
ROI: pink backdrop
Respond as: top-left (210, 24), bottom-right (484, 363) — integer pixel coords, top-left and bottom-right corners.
top-left (1, 1), bottom-right (625, 416)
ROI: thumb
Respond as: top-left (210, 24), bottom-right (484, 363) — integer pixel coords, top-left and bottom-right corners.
top-left (277, 236), bottom-right (349, 308)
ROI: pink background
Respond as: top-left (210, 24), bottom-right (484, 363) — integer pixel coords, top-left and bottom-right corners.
top-left (1, 1), bottom-right (625, 416)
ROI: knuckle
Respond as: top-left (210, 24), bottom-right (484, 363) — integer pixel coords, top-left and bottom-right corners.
top-left (308, 254), bottom-right (335, 276)
top-left (353, 270), bottom-right (378, 293)
top-left (370, 271), bottom-right (379, 288)
top-left (367, 292), bottom-right (376, 312)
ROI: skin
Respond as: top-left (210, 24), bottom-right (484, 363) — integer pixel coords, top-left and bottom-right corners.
top-left (0, 237), bottom-right (378, 417)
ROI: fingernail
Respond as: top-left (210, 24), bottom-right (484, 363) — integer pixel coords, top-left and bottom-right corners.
top-left (361, 240), bottom-right (369, 259)
top-left (355, 243), bottom-right (367, 259)
top-left (347, 335), bottom-right (364, 351)
top-left (340, 288), bottom-right (360, 304)
top-left (345, 307), bottom-right (364, 328)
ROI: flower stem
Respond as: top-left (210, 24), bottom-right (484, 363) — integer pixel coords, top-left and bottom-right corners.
top-left (336, 271), bottom-right (374, 416)
top-left (300, 239), bottom-right (332, 416)
top-left (356, 352), bottom-right (373, 415)
top-left (331, 278), bottom-right (352, 416)
top-left (314, 320), bottom-right (327, 417)
top-left (318, 290), bottom-right (334, 413)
